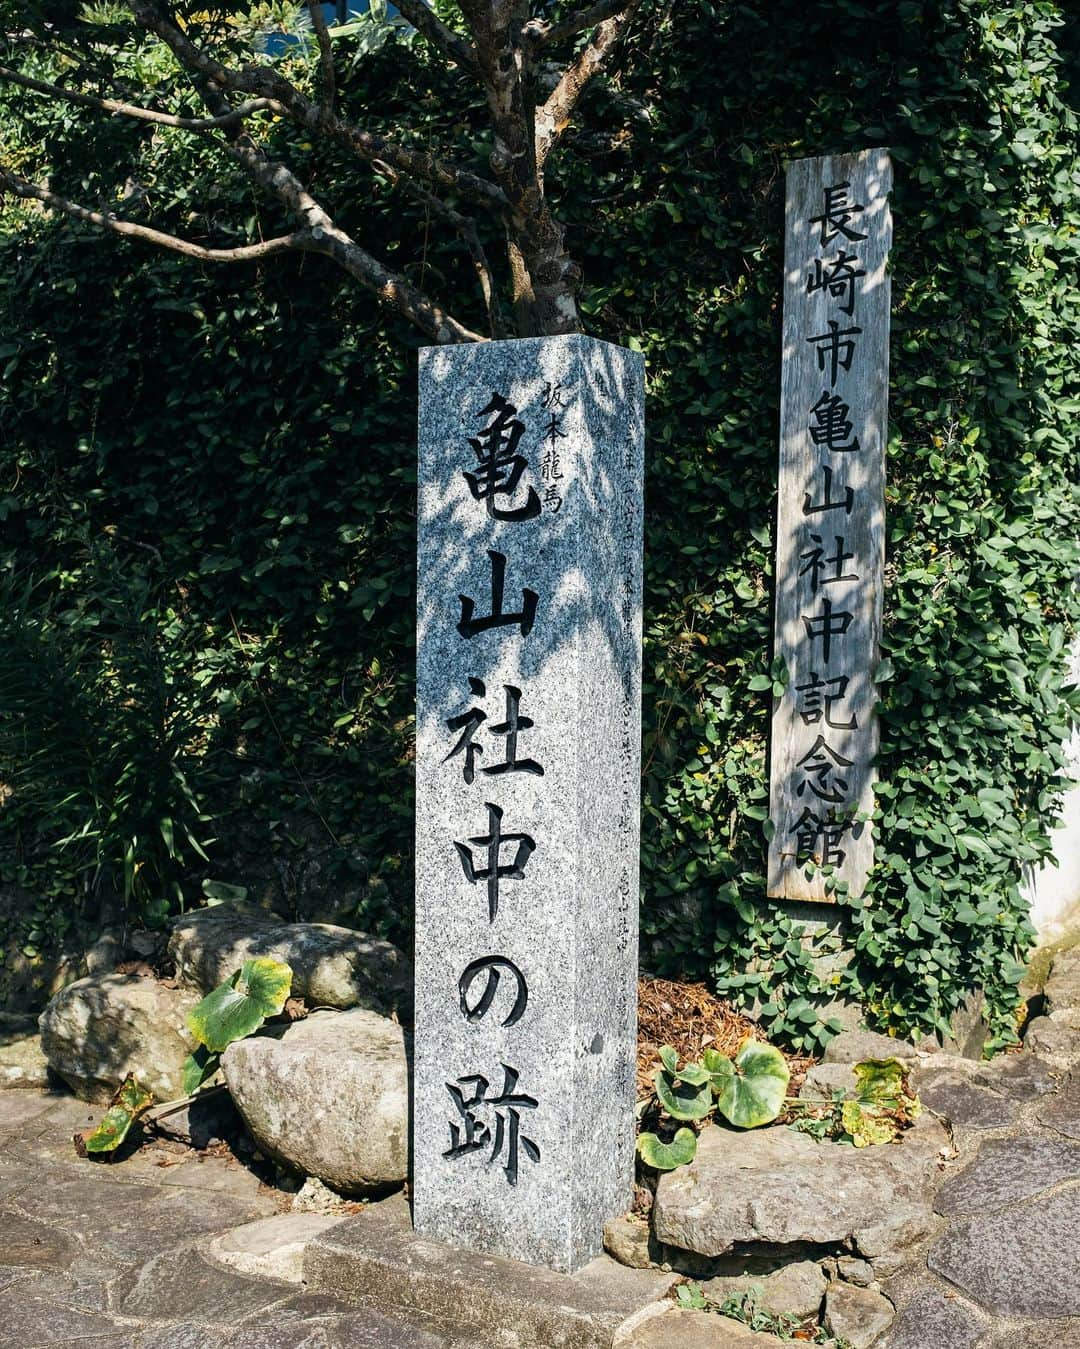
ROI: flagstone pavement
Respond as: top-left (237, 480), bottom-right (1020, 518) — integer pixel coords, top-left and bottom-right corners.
top-left (0, 1089), bottom-right (460, 1348)
top-left (0, 1055), bottom-right (1078, 1347)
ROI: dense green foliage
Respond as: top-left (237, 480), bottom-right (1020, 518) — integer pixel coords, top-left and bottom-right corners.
top-left (1, 0), bottom-right (1078, 1048)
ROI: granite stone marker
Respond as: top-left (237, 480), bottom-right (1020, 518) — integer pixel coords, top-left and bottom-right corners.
top-left (768, 148), bottom-right (892, 903)
top-left (413, 334), bottom-right (645, 1273)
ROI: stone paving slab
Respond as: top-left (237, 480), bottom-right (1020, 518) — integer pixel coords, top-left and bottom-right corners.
top-left (5, 1036), bottom-right (1080, 1349)
top-left (933, 1134), bottom-right (1080, 1216)
top-left (223, 1292), bottom-right (475, 1348)
top-left (116, 1245), bottom-right (293, 1325)
top-left (133, 1326), bottom-right (224, 1349)
top-left (304, 1191), bottom-right (679, 1349)
top-left (985, 1319), bottom-right (1080, 1348)
top-left (876, 1286), bottom-right (987, 1349)
top-left (928, 1185), bottom-right (1080, 1319)
top-left (917, 1072), bottom-right (1019, 1130)
top-left (0, 1089), bottom-right (68, 1134)
top-left (0, 1293), bottom-right (128, 1347)
top-left (5, 1173), bottom-right (275, 1267)
top-left (1037, 1072), bottom-right (1080, 1140)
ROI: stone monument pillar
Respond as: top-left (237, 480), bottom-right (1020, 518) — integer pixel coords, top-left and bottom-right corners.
top-left (413, 335), bottom-right (645, 1273)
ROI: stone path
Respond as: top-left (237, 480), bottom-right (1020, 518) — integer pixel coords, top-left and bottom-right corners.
top-left (2, 933), bottom-right (1079, 1349)
top-left (0, 1089), bottom-right (466, 1348)
top-left (877, 1057), bottom-right (1080, 1347)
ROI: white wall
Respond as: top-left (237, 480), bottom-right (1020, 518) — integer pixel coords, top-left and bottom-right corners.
top-left (1025, 637), bottom-right (1080, 940)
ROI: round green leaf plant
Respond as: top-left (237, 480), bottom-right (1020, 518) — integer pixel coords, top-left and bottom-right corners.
top-left (182, 956), bottom-right (293, 1091)
top-left (705, 1039), bottom-right (790, 1129)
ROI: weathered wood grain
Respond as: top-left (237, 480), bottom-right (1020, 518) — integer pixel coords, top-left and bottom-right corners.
top-left (767, 149), bottom-right (892, 903)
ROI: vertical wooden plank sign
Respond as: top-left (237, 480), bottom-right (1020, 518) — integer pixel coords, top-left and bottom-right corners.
top-left (767, 149), bottom-right (892, 903)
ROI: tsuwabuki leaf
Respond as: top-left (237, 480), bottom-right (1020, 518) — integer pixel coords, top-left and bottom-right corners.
top-left (713, 1037), bottom-right (790, 1129)
top-left (181, 1045), bottom-right (221, 1095)
top-left (187, 957), bottom-right (293, 1053)
top-left (842, 1100), bottom-right (899, 1147)
top-left (637, 1128), bottom-right (698, 1171)
top-left (658, 1045), bottom-right (679, 1074)
top-left (655, 1067), bottom-right (713, 1121)
top-left (80, 1073), bottom-right (153, 1154)
top-left (702, 1046), bottom-right (735, 1094)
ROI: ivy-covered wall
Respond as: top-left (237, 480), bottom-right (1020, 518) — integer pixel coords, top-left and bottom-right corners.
top-left (1, 0), bottom-right (1077, 1048)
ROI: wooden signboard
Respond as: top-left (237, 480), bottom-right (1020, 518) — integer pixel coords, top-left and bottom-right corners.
top-left (767, 148), bottom-right (892, 902)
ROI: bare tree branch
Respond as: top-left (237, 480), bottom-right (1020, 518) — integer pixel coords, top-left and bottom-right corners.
top-left (535, 0), bottom-right (642, 167)
top-left (391, 0), bottom-right (479, 73)
top-left (187, 75), bottom-right (487, 343)
top-left (0, 167), bottom-right (310, 262)
top-left (0, 64), bottom-right (279, 129)
top-left (373, 157), bottom-right (506, 338)
top-left (455, 0), bottom-right (583, 333)
top-left (306, 1), bottom-right (337, 113)
top-left (523, 0), bottom-right (630, 49)
top-left (125, 0), bottom-right (507, 214)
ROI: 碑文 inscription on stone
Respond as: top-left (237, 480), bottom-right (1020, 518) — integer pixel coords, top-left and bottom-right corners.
top-left (413, 334), bottom-right (645, 1273)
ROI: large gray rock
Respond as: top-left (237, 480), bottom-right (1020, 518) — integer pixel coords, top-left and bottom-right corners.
top-left (625, 1308), bottom-right (792, 1347)
top-left (222, 1008), bottom-right (409, 1193)
top-left (1037, 1072), bottom-right (1080, 1140)
top-left (822, 1030), bottom-right (920, 1064)
top-left (823, 1283), bottom-right (894, 1348)
top-left (1044, 944), bottom-right (1080, 1025)
top-left (701, 1260), bottom-right (827, 1319)
top-left (653, 1117), bottom-right (948, 1276)
top-left (937, 987), bottom-right (987, 1058)
top-left (799, 1062), bottom-right (860, 1100)
top-left (39, 973), bottom-right (200, 1103)
top-left (928, 1185), bottom-right (1080, 1318)
top-left (168, 904), bottom-right (412, 1017)
top-left (1024, 1016), bottom-right (1080, 1069)
top-left (602, 1214), bottom-right (654, 1270)
top-left (0, 1024), bottom-right (51, 1090)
